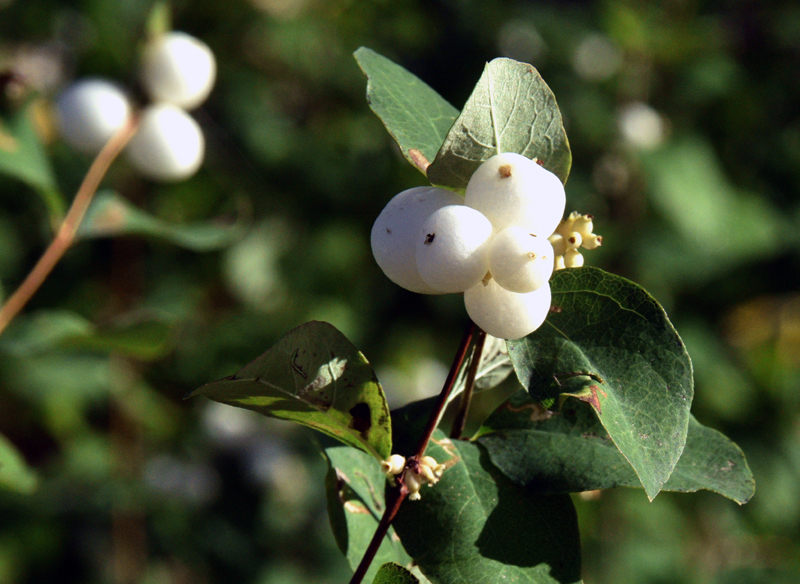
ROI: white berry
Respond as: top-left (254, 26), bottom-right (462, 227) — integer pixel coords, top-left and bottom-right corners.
top-left (416, 206), bottom-right (493, 293)
top-left (126, 103), bottom-right (204, 181)
top-left (564, 249), bottom-right (584, 268)
top-left (371, 187), bottom-right (463, 294)
top-left (140, 31), bottom-right (217, 109)
top-left (488, 226), bottom-right (554, 293)
top-left (464, 152), bottom-right (566, 236)
top-left (464, 277), bottom-right (552, 340)
top-left (55, 78), bottom-right (131, 154)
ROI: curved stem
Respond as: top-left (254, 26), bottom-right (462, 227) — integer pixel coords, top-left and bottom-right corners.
top-left (0, 114), bottom-right (140, 336)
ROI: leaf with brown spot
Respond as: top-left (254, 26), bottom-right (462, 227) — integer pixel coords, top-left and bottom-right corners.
top-left (191, 321), bottom-right (392, 460)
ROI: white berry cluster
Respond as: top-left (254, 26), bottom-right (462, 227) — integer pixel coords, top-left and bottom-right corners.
top-left (372, 152), bottom-right (598, 340)
top-left (55, 31), bottom-right (216, 182)
top-left (381, 454), bottom-right (446, 501)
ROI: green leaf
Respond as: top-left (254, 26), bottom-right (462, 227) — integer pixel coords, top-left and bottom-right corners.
top-left (426, 58), bottom-right (571, 190)
top-left (450, 334), bottom-right (514, 404)
top-left (478, 392), bottom-right (754, 504)
top-left (324, 444), bottom-right (410, 584)
top-left (373, 563), bottom-right (420, 584)
top-left (77, 190), bottom-right (244, 251)
top-left (0, 309), bottom-right (173, 361)
top-left (0, 103), bottom-right (64, 222)
top-left (354, 47), bottom-right (459, 173)
top-left (192, 321), bottom-right (392, 460)
top-left (391, 431), bottom-right (582, 584)
top-left (0, 433), bottom-right (38, 494)
top-left (506, 267), bottom-right (693, 501)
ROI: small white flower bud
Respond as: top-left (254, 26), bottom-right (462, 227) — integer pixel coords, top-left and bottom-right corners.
top-left (381, 454), bottom-right (406, 476)
top-left (564, 250), bottom-right (584, 268)
top-left (418, 464), bottom-right (438, 485)
top-left (572, 214), bottom-right (594, 238)
top-left (548, 233), bottom-right (567, 256)
top-left (420, 456), bottom-right (438, 469)
top-left (582, 233), bottom-right (603, 250)
top-left (404, 468), bottom-right (423, 500)
top-left (566, 231), bottom-right (583, 250)
top-left (555, 212), bottom-right (580, 237)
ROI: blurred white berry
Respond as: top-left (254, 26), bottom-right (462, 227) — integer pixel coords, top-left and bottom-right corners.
top-left (55, 78), bottom-right (131, 154)
top-left (488, 226), bottom-right (554, 293)
top-left (371, 187), bottom-right (463, 294)
top-left (126, 103), bottom-right (205, 181)
top-left (465, 152), bottom-right (565, 237)
top-left (464, 277), bottom-right (551, 340)
top-left (415, 206), bottom-right (493, 293)
top-left (619, 102), bottom-right (665, 150)
top-left (140, 31), bottom-right (217, 109)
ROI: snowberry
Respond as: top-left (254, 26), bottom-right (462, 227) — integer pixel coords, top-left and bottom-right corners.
top-left (371, 187), bottom-right (463, 294)
top-left (415, 205), bottom-right (493, 293)
top-left (566, 231), bottom-right (583, 250)
top-left (126, 103), bottom-right (205, 181)
top-left (140, 31), bottom-right (217, 109)
top-left (55, 78), bottom-right (131, 154)
top-left (464, 152), bottom-right (566, 236)
top-left (464, 277), bottom-right (552, 340)
top-left (488, 226), bottom-right (554, 293)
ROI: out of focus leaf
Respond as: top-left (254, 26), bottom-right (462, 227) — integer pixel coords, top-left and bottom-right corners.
top-left (391, 429), bottom-right (582, 584)
top-left (449, 334), bottom-right (515, 405)
top-left (427, 58), bottom-right (571, 190)
top-left (0, 103), bottom-right (64, 221)
top-left (77, 190), bottom-right (243, 251)
top-left (145, 0), bottom-right (171, 38)
top-left (192, 321), bottom-right (392, 460)
top-left (507, 267), bottom-right (693, 501)
top-left (324, 444), bottom-right (409, 584)
top-left (354, 47), bottom-right (459, 174)
top-left (0, 433), bottom-right (38, 494)
top-left (372, 563), bottom-right (419, 584)
top-left (479, 392), bottom-right (754, 504)
top-left (0, 309), bottom-right (173, 361)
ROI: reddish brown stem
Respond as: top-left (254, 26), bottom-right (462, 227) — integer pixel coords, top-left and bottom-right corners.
top-left (0, 114), bottom-right (140, 336)
top-left (348, 320), bottom-right (477, 584)
top-left (450, 327), bottom-right (486, 439)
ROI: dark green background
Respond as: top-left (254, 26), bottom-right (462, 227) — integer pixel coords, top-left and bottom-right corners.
top-left (1, 0), bottom-right (799, 582)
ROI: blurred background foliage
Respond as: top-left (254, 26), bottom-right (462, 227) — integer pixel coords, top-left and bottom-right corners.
top-left (0, 0), bottom-right (799, 583)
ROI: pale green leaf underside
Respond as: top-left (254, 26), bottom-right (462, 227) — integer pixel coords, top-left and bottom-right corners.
top-left (373, 563), bottom-right (420, 584)
top-left (354, 47), bottom-right (459, 172)
top-left (479, 392), bottom-right (753, 504)
top-left (191, 321), bottom-right (392, 460)
top-left (427, 58), bottom-right (571, 190)
top-left (507, 267), bottom-right (694, 501)
top-left (391, 430), bottom-right (582, 584)
top-left (324, 445), bottom-right (409, 584)
top-left (78, 190), bottom-right (244, 252)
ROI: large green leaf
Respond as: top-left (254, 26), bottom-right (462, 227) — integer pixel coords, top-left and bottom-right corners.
top-left (478, 392), bottom-right (754, 504)
top-left (426, 58), bottom-right (571, 190)
top-left (0, 433), bottom-right (38, 494)
top-left (192, 321), bottom-right (392, 460)
top-left (77, 190), bottom-right (244, 251)
top-left (373, 563), bottom-right (420, 584)
top-left (391, 430), bottom-right (582, 584)
top-left (0, 104), bottom-right (64, 222)
top-left (354, 47), bottom-right (459, 173)
top-left (324, 444), bottom-right (410, 584)
top-left (506, 267), bottom-right (693, 500)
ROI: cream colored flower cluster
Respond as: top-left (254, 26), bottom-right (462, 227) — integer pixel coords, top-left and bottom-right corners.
top-left (381, 454), bottom-right (446, 501)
